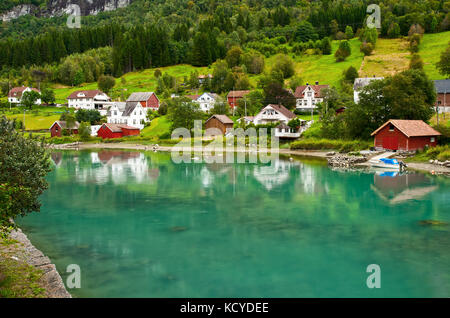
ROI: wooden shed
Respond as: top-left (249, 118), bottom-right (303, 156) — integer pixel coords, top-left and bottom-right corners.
top-left (97, 123), bottom-right (140, 139)
top-left (371, 120), bottom-right (441, 151)
top-left (50, 121), bottom-right (80, 138)
top-left (205, 115), bottom-right (234, 136)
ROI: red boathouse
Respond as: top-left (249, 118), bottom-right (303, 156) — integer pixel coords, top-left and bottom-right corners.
top-left (371, 119), bottom-right (441, 151)
top-left (97, 123), bottom-right (140, 139)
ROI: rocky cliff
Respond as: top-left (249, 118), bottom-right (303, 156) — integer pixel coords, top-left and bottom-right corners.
top-left (1, 0), bottom-right (133, 21)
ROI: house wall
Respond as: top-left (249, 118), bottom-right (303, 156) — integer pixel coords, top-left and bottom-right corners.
top-left (205, 118), bottom-right (232, 135)
top-left (147, 94), bottom-right (159, 110)
top-left (227, 96), bottom-right (242, 108)
top-left (436, 93), bottom-right (450, 113)
top-left (50, 124), bottom-right (62, 137)
top-left (374, 125), bottom-right (438, 151)
top-left (97, 126), bottom-right (122, 139)
top-left (121, 128), bottom-right (140, 137)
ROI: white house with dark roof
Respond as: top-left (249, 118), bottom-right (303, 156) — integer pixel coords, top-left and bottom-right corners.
top-left (294, 82), bottom-right (329, 111)
top-left (107, 101), bottom-right (148, 130)
top-left (253, 104), bottom-right (296, 125)
top-left (8, 86), bottom-right (41, 105)
top-left (67, 90), bottom-right (112, 113)
top-left (353, 77), bottom-right (384, 103)
top-left (186, 92), bottom-right (220, 112)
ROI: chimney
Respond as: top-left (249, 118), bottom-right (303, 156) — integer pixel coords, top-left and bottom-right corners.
top-left (315, 81), bottom-right (319, 85)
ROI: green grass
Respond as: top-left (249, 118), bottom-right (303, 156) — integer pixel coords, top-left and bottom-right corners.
top-left (141, 116), bottom-right (172, 138)
top-left (420, 32), bottom-right (450, 80)
top-left (4, 113), bottom-right (60, 130)
top-left (292, 38), bottom-right (365, 88)
top-left (290, 138), bottom-right (371, 152)
top-left (405, 145), bottom-right (450, 162)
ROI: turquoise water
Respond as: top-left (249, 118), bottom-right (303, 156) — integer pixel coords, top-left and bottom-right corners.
top-left (18, 150), bottom-right (450, 298)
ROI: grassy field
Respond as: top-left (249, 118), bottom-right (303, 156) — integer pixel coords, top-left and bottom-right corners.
top-left (1, 106), bottom-right (68, 130)
top-left (141, 115), bottom-right (172, 138)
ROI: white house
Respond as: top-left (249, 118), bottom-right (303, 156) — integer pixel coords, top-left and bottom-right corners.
top-left (67, 90), bottom-right (112, 114)
top-left (353, 77), bottom-right (384, 103)
top-left (107, 102), bottom-right (148, 130)
top-left (8, 87), bottom-right (41, 105)
top-left (294, 82), bottom-right (328, 111)
top-left (253, 104), bottom-right (296, 126)
top-left (186, 92), bottom-right (220, 112)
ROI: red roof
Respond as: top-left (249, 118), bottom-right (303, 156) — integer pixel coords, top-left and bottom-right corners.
top-left (8, 87), bottom-right (40, 98)
top-left (371, 120), bottom-right (441, 137)
top-left (227, 90), bottom-right (251, 98)
top-left (185, 94), bottom-right (201, 100)
top-left (102, 123), bottom-right (140, 133)
top-left (67, 90), bottom-right (106, 99)
top-left (294, 84), bottom-right (329, 98)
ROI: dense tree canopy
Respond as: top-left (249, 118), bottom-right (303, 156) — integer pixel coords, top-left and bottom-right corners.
top-left (0, 116), bottom-right (51, 233)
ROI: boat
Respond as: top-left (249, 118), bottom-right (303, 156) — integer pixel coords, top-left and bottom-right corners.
top-left (368, 158), bottom-right (406, 171)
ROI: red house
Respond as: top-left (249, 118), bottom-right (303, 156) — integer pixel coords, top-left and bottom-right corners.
top-left (227, 90), bottom-right (250, 108)
top-left (126, 92), bottom-right (160, 111)
top-left (97, 123), bottom-right (140, 139)
top-left (50, 121), bottom-right (80, 137)
top-left (371, 120), bottom-right (441, 151)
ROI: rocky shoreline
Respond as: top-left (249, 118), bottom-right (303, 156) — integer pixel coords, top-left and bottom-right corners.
top-left (1, 229), bottom-right (71, 298)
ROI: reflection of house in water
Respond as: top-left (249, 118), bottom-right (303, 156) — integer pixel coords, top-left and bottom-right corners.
top-left (75, 151), bottom-right (158, 185)
top-left (371, 172), bottom-right (437, 204)
top-left (253, 160), bottom-right (293, 190)
top-left (50, 152), bottom-right (63, 166)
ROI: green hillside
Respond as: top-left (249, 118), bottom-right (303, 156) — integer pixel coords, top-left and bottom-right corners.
top-left (50, 31), bottom-right (450, 104)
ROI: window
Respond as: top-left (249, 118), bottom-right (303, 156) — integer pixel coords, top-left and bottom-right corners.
top-left (389, 124), bottom-right (395, 132)
top-left (431, 137), bottom-right (435, 142)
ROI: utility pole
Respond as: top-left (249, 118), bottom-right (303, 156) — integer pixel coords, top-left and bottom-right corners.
top-left (244, 96), bottom-right (247, 117)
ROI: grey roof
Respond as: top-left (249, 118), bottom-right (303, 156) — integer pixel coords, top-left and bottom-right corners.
top-left (53, 121), bottom-right (80, 130)
top-left (353, 77), bottom-right (384, 90)
top-left (434, 79), bottom-right (450, 93)
top-left (127, 92), bottom-right (154, 102)
top-left (122, 102), bottom-right (140, 117)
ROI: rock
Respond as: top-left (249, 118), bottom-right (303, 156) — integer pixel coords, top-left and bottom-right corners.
top-left (326, 151), bottom-right (336, 156)
top-left (429, 160), bottom-right (434, 164)
top-left (418, 220), bottom-right (448, 226)
top-left (327, 154), bottom-right (367, 167)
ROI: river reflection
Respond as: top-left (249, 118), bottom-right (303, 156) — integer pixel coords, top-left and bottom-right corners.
top-left (21, 150), bottom-right (447, 298)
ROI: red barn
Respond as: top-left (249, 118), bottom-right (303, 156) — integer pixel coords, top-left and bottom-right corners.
top-left (227, 90), bottom-right (250, 108)
top-left (50, 121), bottom-right (80, 137)
top-left (126, 92), bottom-right (160, 111)
top-left (371, 120), bottom-right (441, 151)
top-left (97, 123), bottom-right (140, 139)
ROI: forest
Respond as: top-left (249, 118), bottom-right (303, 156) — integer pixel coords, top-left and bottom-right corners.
top-left (0, 0), bottom-right (449, 81)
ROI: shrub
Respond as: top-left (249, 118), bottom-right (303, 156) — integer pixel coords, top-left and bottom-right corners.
top-left (360, 42), bottom-right (374, 56)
